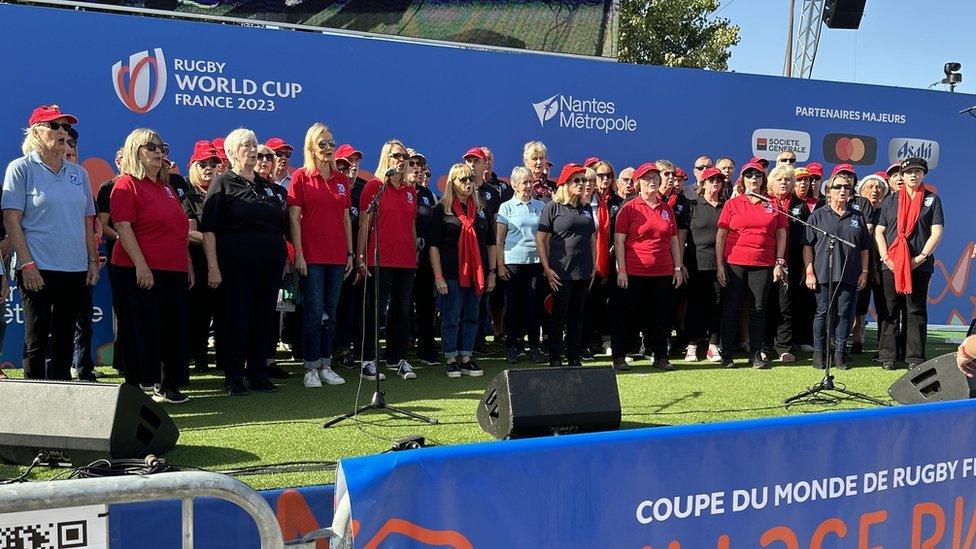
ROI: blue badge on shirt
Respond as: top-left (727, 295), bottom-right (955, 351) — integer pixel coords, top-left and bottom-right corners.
top-left (851, 218), bottom-right (860, 229)
top-left (264, 187), bottom-right (273, 197)
top-left (852, 203), bottom-right (861, 211)
top-left (478, 210), bottom-right (486, 219)
top-left (792, 207), bottom-right (802, 215)
top-left (351, 207), bottom-right (359, 218)
top-left (69, 173), bottom-right (81, 186)
top-left (422, 197), bottom-right (430, 206)
top-left (676, 204), bottom-right (684, 214)
top-left (924, 196), bottom-right (934, 207)
top-left (662, 210), bottom-right (671, 222)
top-left (337, 183), bottom-right (346, 194)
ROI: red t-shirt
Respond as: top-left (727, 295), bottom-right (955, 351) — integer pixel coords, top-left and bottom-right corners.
top-left (718, 194), bottom-right (787, 267)
top-left (287, 167), bottom-right (351, 265)
top-left (110, 174), bottom-right (189, 272)
top-left (614, 198), bottom-right (677, 276)
top-left (359, 179), bottom-right (417, 268)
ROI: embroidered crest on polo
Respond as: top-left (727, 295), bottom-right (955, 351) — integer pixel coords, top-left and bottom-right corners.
top-left (851, 218), bottom-right (860, 229)
top-left (792, 207), bottom-right (802, 214)
top-left (924, 196), bottom-right (934, 207)
top-left (478, 210), bottom-right (486, 219)
top-left (661, 210), bottom-right (671, 222)
top-left (263, 187), bottom-right (273, 196)
top-left (351, 207), bottom-right (359, 218)
top-left (69, 173), bottom-right (80, 185)
top-left (337, 183), bottom-right (345, 194)
top-left (422, 196), bottom-right (430, 205)
top-left (164, 186), bottom-right (174, 198)
top-left (406, 193), bottom-right (414, 204)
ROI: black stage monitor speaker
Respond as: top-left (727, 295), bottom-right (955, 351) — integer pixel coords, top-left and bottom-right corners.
top-left (476, 367), bottom-right (621, 439)
top-left (888, 353), bottom-right (976, 405)
top-left (823, 0), bottom-right (867, 29)
top-left (0, 380), bottom-right (179, 466)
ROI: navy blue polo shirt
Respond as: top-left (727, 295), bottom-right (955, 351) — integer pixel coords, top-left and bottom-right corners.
top-left (876, 188), bottom-right (945, 274)
top-left (804, 205), bottom-right (871, 285)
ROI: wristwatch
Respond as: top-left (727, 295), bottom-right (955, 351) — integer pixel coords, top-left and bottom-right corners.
top-left (775, 258), bottom-right (786, 266)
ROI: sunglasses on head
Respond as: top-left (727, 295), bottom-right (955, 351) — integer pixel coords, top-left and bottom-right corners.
top-left (317, 139), bottom-right (336, 150)
top-left (41, 121), bottom-right (72, 132)
top-left (695, 164), bottom-right (712, 171)
top-left (197, 160), bottom-right (218, 169)
top-left (66, 139), bottom-right (77, 148)
top-left (274, 150), bottom-right (291, 159)
top-left (457, 176), bottom-right (474, 183)
top-left (143, 142), bottom-right (164, 153)
top-left (390, 152), bottom-right (409, 160)
top-left (257, 153), bottom-right (275, 161)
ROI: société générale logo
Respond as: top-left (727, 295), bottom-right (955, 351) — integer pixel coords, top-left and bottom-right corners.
top-left (888, 137), bottom-right (939, 169)
top-left (823, 133), bottom-right (877, 165)
top-left (751, 129), bottom-right (811, 162)
top-left (532, 94), bottom-right (638, 133)
top-left (112, 48), bottom-right (304, 114)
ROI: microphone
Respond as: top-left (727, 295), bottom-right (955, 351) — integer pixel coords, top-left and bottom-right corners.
top-left (384, 167), bottom-right (397, 178)
top-left (746, 190), bottom-right (772, 203)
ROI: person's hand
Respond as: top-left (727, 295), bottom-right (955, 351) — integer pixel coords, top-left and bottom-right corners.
top-left (957, 341), bottom-right (976, 378)
top-left (0, 277), bottom-right (10, 300)
top-left (882, 256), bottom-right (895, 271)
top-left (972, 247), bottom-right (976, 260)
top-left (617, 270), bottom-right (628, 289)
top-left (355, 260), bottom-right (370, 284)
top-left (681, 265), bottom-right (689, 279)
top-left (805, 270), bottom-right (817, 291)
top-left (188, 267), bottom-right (195, 289)
top-left (136, 264), bottom-right (154, 289)
top-left (911, 255), bottom-right (926, 270)
top-left (673, 269), bottom-right (685, 288)
top-left (497, 265), bottom-right (510, 281)
top-left (857, 271), bottom-right (868, 291)
top-left (716, 264), bottom-right (727, 287)
top-left (434, 277), bottom-right (448, 295)
top-left (208, 266), bottom-right (222, 289)
top-left (344, 256), bottom-right (354, 279)
top-left (20, 267), bottom-right (44, 292)
top-left (486, 272), bottom-right (496, 293)
top-left (773, 264), bottom-right (786, 283)
top-left (545, 267), bottom-right (562, 291)
top-left (86, 262), bottom-right (99, 286)
top-left (295, 254), bottom-right (308, 277)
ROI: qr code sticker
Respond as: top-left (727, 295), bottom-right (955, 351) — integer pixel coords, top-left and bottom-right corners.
top-left (0, 506), bottom-right (106, 549)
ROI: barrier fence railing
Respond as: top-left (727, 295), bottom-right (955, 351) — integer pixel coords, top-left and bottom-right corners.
top-left (0, 470), bottom-right (289, 548)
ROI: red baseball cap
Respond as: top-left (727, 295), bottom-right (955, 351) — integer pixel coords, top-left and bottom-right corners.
top-left (556, 163), bottom-right (587, 186)
top-left (749, 156), bottom-right (770, 168)
top-left (583, 156), bottom-right (601, 168)
top-left (740, 161), bottom-right (766, 176)
top-left (885, 162), bottom-right (901, 176)
top-left (874, 170), bottom-right (890, 181)
top-left (28, 105), bottom-right (78, 127)
top-left (831, 163), bottom-right (856, 178)
top-left (462, 147), bottom-right (486, 161)
top-left (805, 162), bottom-right (824, 178)
top-left (334, 144), bottom-right (362, 161)
top-left (188, 140), bottom-right (219, 167)
top-left (701, 167), bottom-right (724, 181)
top-left (265, 137), bottom-right (293, 151)
top-left (675, 167), bottom-right (688, 180)
top-left (212, 137), bottom-right (227, 160)
top-left (633, 162), bottom-right (660, 181)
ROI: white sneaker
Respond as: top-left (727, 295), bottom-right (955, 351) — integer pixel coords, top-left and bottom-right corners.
top-left (70, 367), bottom-right (79, 380)
top-left (706, 344), bottom-right (722, 363)
top-left (303, 370), bottom-right (322, 388)
top-left (602, 340), bottom-right (612, 356)
top-left (397, 360), bottom-right (417, 380)
top-left (778, 352), bottom-right (796, 363)
top-left (684, 344), bottom-right (698, 362)
top-left (317, 365), bottom-right (346, 385)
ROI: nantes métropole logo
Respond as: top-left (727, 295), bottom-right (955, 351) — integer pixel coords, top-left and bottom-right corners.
top-left (112, 48), bottom-right (168, 114)
top-left (531, 93), bottom-right (637, 133)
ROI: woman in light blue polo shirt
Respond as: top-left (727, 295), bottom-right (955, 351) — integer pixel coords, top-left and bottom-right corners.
top-left (496, 166), bottom-right (545, 365)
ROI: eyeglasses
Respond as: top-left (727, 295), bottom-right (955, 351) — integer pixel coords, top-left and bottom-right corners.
top-left (831, 185), bottom-right (853, 191)
top-left (256, 153), bottom-right (275, 161)
top-left (694, 164), bottom-right (712, 171)
top-left (275, 150), bottom-right (291, 159)
top-left (41, 121), bottom-right (72, 131)
top-left (586, 178), bottom-right (597, 184)
top-left (660, 171), bottom-right (675, 177)
top-left (143, 142), bottom-right (164, 152)
top-left (743, 171), bottom-right (762, 179)
top-left (597, 172), bottom-right (613, 179)
top-left (196, 161), bottom-right (218, 169)
top-left (66, 139), bottom-right (77, 148)
top-left (570, 177), bottom-right (585, 185)
top-left (457, 176), bottom-right (475, 183)
top-left (161, 143), bottom-right (170, 156)
top-left (779, 158), bottom-right (797, 164)
top-left (408, 160), bottom-right (425, 167)
top-left (390, 153), bottom-right (409, 160)
top-left (317, 140), bottom-right (336, 150)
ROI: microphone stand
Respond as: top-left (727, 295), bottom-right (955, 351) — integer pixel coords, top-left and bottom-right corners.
top-left (751, 194), bottom-right (888, 406)
top-left (323, 172), bottom-right (437, 428)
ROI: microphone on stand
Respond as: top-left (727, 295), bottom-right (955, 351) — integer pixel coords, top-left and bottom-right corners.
top-left (746, 190), bottom-right (772, 203)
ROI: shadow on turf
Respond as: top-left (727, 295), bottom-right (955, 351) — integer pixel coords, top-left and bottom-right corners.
top-left (164, 444), bottom-right (261, 468)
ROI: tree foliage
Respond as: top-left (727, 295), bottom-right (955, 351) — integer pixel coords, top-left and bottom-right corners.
top-left (618, 0), bottom-right (741, 70)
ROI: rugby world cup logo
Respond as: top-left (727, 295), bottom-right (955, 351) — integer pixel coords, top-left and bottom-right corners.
top-left (112, 48), bottom-right (168, 113)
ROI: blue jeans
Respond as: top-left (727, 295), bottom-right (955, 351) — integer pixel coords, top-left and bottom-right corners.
top-left (300, 264), bottom-right (345, 367)
top-left (813, 282), bottom-right (857, 355)
top-left (440, 280), bottom-right (481, 359)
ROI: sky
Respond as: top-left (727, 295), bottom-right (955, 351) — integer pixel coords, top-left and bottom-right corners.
top-left (718, 0), bottom-right (975, 93)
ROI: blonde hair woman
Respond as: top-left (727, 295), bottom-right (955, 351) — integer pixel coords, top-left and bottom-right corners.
top-left (429, 164), bottom-right (496, 377)
top-left (110, 127), bottom-right (192, 403)
top-left (523, 140), bottom-right (555, 201)
top-left (200, 128), bottom-right (287, 396)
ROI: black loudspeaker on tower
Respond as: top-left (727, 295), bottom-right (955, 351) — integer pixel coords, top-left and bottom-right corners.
top-left (822, 0), bottom-right (867, 29)
top-left (476, 367), bottom-right (621, 439)
top-left (0, 380), bottom-right (180, 465)
top-left (888, 353), bottom-right (976, 405)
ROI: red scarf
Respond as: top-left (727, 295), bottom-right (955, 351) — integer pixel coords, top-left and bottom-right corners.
top-left (595, 192), bottom-right (611, 278)
top-left (453, 197), bottom-right (485, 295)
top-left (888, 187), bottom-right (924, 294)
top-left (532, 179), bottom-right (553, 201)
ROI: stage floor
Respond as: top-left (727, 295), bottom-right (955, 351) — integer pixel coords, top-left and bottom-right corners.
top-left (0, 328), bottom-right (962, 489)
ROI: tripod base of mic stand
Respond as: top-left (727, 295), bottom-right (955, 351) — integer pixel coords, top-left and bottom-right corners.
top-left (321, 390), bottom-right (438, 429)
top-left (784, 372), bottom-right (889, 407)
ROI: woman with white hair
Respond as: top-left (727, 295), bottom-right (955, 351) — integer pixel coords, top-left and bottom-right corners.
top-left (2, 105), bottom-right (94, 381)
top-left (523, 141), bottom-right (556, 202)
top-left (850, 173), bottom-right (889, 356)
top-left (110, 128), bottom-right (192, 403)
top-left (200, 128), bottom-right (288, 396)
top-left (762, 163), bottom-right (802, 363)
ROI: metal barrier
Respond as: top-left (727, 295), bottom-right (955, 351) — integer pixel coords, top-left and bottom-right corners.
top-left (0, 471), bottom-right (286, 548)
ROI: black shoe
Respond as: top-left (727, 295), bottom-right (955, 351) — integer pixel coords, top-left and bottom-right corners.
top-left (752, 353), bottom-right (770, 370)
top-left (418, 352), bottom-right (441, 366)
top-left (722, 359), bottom-right (736, 369)
top-left (153, 387), bottom-right (189, 404)
top-left (267, 363), bottom-right (290, 379)
top-left (531, 347), bottom-right (547, 364)
top-left (652, 359), bottom-right (674, 371)
top-left (459, 360), bottom-right (484, 377)
top-left (812, 353), bottom-right (825, 370)
top-left (77, 374), bottom-right (99, 383)
top-left (226, 380), bottom-right (250, 396)
top-left (850, 342), bottom-right (863, 355)
top-left (579, 347), bottom-right (594, 360)
top-left (473, 340), bottom-right (491, 356)
top-left (612, 357), bottom-right (630, 371)
top-left (505, 348), bottom-right (520, 365)
top-left (882, 361), bottom-right (897, 370)
top-left (250, 378), bottom-right (278, 393)
top-left (549, 359), bottom-right (563, 368)
top-left (834, 353), bottom-right (850, 370)
top-left (445, 363), bottom-right (462, 378)
top-left (336, 352), bottom-right (358, 370)
top-left (193, 361), bottom-right (210, 372)
top-left (568, 359), bottom-right (583, 368)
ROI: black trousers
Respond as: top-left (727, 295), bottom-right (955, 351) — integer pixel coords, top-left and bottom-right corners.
top-left (19, 270), bottom-right (86, 380)
top-left (548, 279), bottom-right (590, 363)
top-left (107, 264), bottom-right (126, 373)
top-left (583, 273), bottom-right (614, 348)
top-left (215, 235), bottom-right (286, 385)
top-left (879, 269), bottom-right (931, 363)
top-left (113, 267), bottom-right (189, 390)
top-left (611, 274), bottom-right (673, 361)
top-left (187, 255), bottom-right (216, 369)
top-left (763, 279), bottom-right (792, 356)
top-left (721, 264), bottom-right (773, 360)
top-left (503, 263), bottom-right (543, 351)
top-left (73, 285), bottom-right (95, 378)
top-left (363, 267), bottom-right (416, 363)
top-left (413, 264), bottom-right (437, 357)
top-left (686, 269), bottom-right (721, 346)
top-left (787, 267), bottom-right (815, 347)
top-left (335, 276), bottom-right (363, 355)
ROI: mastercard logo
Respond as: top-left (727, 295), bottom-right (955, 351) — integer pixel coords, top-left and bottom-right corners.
top-left (822, 133), bottom-right (877, 165)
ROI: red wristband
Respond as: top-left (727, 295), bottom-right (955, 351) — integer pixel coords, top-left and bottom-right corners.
top-left (21, 262), bottom-right (37, 271)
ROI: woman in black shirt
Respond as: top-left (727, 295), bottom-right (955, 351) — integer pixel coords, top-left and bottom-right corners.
top-left (183, 140), bottom-right (219, 372)
top-left (200, 129), bottom-right (288, 396)
top-left (429, 164), bottom-right (496, 378)
top-left (684, 167), bottom-right (725, 362)
top-left (536, 163), bottom-right (595, 368)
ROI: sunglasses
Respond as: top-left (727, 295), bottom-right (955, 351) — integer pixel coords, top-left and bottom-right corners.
top-left (694, 164), bottom-right (712, 171)
top-left (257, 153), bottom-right (275, 161)
top-left (274, 150), bottom-right (291, 159)
top-left (660, 171), bottom-right (675, 177)
top-left (143, 142), bottom-right (164, 153)
top-left (390, 153), bottom-right (409, 160)
top-left (779, 158), bottom-right (797, 164)
top-left (457, 176), bottom-right (475, 183)
top-left (42, 121), bottom-right (72, 131)
top-left (196, 161), bottom-right (218, 169)
top-left (408, 160), bottom-right (425, 167)
top-left (570, 177), bottom-right (585, 185)
top-left (317, 139), bottom-right (336, 150)
top-left (338, 167), bottom-right (352, 174)
top-left (66, 139), bottom-right (77, 148)
top-left (832, 185), bottom-right (853, 191)
top-left (597, 172), bottom-right (613, 178)
top-left (743, 171), bottom-right (762, 178)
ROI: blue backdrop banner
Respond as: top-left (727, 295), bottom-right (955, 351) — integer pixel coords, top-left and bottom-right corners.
top-left (337, 399), bottom-right (976, 547)
top-left (1, 1), bottom-right (974, 370)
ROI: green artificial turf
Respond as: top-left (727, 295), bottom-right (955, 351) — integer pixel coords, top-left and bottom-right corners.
top-left (0, 328), bottom-right (962, 490)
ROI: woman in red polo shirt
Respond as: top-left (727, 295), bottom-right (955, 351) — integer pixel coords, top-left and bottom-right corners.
top-left (288, 123), bottom-right (352, 389)
top-left (111, 128), bottom-right (192, 404)
top-left (612, 162), bottom-right (685, 371)
top-left (716, 161), bottom-right (787, 369)
top-left (355, 139), bottom-right (418, 382)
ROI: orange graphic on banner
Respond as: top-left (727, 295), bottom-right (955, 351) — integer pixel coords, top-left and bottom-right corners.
top-left (929, 242), bottom-right (974, 304)
top-left (360, 518), bottom-right (473, 549)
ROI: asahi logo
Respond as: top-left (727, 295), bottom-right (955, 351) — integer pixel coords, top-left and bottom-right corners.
top-left (531, 94), bottom-right (638, 133)
top-left (888, 138), bottom-right (939, 169)
top-left (112, 48), bottom-right (168, 113)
